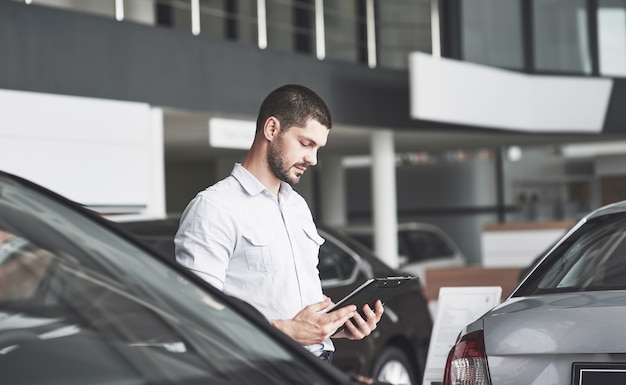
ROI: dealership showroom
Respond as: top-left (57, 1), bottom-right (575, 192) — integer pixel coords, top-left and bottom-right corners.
top-left (2, 1), bottom-right (626, 385)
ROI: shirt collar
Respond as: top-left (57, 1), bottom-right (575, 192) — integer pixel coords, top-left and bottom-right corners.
top-left (231, 163), bottom-right (294, 199)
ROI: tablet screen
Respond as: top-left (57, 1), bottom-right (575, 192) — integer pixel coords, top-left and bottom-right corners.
top-left (326, 276), bottom-right (418, 334)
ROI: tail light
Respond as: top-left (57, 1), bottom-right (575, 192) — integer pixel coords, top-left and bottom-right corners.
top-left (443, 330), bottom-right (491, 385)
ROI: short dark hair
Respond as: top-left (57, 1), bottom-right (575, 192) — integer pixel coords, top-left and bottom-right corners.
top-left (255, 84), bottom-right (332, 133)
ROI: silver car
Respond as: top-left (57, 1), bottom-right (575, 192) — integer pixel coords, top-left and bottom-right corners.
top-left (443, 200), bottom-right (626, 385)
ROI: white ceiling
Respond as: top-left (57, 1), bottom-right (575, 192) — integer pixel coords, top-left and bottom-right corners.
top-left (162, 108), bottom-right (626, 164)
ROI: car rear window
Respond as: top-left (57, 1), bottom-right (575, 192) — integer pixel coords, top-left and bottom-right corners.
top-left (347, 229), bottom-right (455, 263)
top-left (519, 213), bottom-right (626, 295)
top-left (400, 230), bottom-right (455, 263)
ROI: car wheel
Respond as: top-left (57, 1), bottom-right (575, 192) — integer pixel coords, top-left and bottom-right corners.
top-left (371, 346), bottom-right (417, 385)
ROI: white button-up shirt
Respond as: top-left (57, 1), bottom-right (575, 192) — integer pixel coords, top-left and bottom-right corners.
top-left (174, 163), bottom-right (332, 354)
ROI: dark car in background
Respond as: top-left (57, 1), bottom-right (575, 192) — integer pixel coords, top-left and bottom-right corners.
top-left (0, 169), bottom-right (384, 385)
top-left (119, 218), bottom-right (433, 385)
top-left (443, 200), bottom-right (626, 385)
top-left (340, 222), bottom-right (467, 286)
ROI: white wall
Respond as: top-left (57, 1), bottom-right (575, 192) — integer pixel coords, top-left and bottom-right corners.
top-left (0, 88), bottom-right (165, 218)
top-left (409, 52), bottom-right (612, 132)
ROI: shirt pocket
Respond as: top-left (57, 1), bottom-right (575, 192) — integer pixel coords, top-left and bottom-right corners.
top-left (242, 229), bottom-right (273, 272)
top-left (302, 224), bottom-right (325, 262)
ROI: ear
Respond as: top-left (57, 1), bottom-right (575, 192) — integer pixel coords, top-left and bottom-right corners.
top-left (263, 116), bottom-right (280, 141)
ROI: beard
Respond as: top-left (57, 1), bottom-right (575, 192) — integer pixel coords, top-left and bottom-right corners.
top-left (267, 136), bottom-right (303, 186)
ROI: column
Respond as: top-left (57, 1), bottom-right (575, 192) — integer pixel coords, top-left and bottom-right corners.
top-left (371, 130), bottom-right (399, 268)
top-left (319, 155), bottom-right (346, 226)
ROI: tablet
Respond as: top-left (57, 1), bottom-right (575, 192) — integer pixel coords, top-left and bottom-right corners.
top-left (326, 276), bottom-right (418, 334)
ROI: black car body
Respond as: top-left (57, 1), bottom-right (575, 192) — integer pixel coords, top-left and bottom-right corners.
top-left (119, 218), bottom-right (433, 385)
top-left (0, 169), bottom-right (379, 385)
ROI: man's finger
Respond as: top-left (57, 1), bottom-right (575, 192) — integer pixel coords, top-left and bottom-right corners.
top-left (308, 297), bottom-right (333, 312)
top-left (343, 315), bottom-right (365, 339)
top-left (326, 304), bottom-right (356, 321)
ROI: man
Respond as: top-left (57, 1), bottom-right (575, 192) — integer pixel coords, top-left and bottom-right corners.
top-left (175, 84), bottom-right (384, 362)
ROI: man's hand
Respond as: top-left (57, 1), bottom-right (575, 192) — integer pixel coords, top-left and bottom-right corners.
top-left (271, 297), bottom-right (356, 345)
top-left (333, 299), bottom-right (384, 340)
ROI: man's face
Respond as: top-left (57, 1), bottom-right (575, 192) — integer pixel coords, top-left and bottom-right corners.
top-left (267, 119), bottom-right (329, 186)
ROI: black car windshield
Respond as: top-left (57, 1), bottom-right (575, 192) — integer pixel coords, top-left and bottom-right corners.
top-left (519, 213), bottom-right (626, 296)
top-left (0, 173), bottom-right (334, 385)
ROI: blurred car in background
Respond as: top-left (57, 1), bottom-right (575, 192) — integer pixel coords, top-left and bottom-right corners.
top-left (340, 222), bottom-right (467, 284)
top-left (0, 169), bottom-right (384, 385)
top-left (443, 200), bottom-right (626, 385)
top-left (119, 218), bottom-right (433, 385)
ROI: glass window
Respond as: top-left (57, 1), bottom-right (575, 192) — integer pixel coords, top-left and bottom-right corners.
top-left (377, 0), bottom-right (432, 70)
top-left (324, 1), bottom-right (364, 64)
top-left (522, 213), bottom-right (626, 295)
top-left (25, 0), bottom-right (115, 18)
top-left (265, 0), bottom-right (315, 54)
top-left (153, 0), bottom-right (258, 44)
top-left (120, 0), bottom-right (157, 26)
top-left (318, 233), bottom-right (358, 285)
top-left (598, 0), bottom-right (626, 77)
top-left (401, 230), bottom-right (454, 263)
top-left (154, 0), bottom-right (193, 32)
top-left (350, 233), bottom-right (374, 250)
top-left (198, 0), bottom-right (229, 39)
top-left (398, 234), bottom-right (412, 261)
top-left (461, 0), bottom-right (524, 70)
top-left (233, 0), bottom-right (260, 45)
top-left (533, 0), bottom-right (592, 74)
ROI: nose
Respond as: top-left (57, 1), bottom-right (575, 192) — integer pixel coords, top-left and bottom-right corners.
top-left (304, 149), bottom-right (318, 166)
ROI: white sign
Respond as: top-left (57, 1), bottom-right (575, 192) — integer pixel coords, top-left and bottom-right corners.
top-left (208, 117), bottom-right (255, 149)
top-left (422, 286), bottom-right (502, 385)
